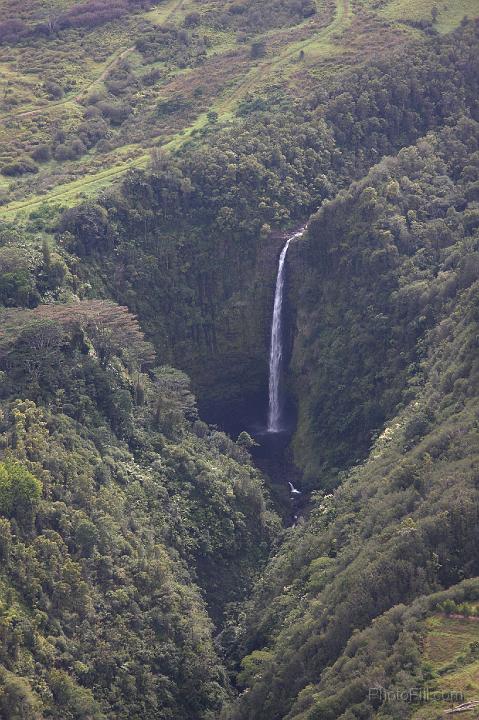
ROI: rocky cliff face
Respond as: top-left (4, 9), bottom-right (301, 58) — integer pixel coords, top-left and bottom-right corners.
top-left (77, 207), bottom-right (299, 433)
top-left (192, 229), bottom-right (291, 431)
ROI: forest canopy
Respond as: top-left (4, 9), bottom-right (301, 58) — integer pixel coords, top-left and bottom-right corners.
top-left (0, 4), bottom-right (478, 720)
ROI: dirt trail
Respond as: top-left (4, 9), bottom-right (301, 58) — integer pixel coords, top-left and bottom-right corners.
top-left (75, 46), bottom-right (135, 101)
top-left (0, 0), bottom-right (187, 123)
top-left (0, 0), bottom-right (352, 215)
top-left (217, 0), bottom-right (351, 111)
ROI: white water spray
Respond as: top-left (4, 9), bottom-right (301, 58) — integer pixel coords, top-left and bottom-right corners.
top-left (267, 228), bottom-right (305, 432)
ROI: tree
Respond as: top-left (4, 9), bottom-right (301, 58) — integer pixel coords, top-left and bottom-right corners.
top-left (250, 40), bottom-right (266, 59)
top-left (59, 202), bottom-right (110, 255)
top-left (0, 246), bottom-right (39, 307)
top-left (6, 320), bottom-right (65, 390)
top-left (79, 301), bottom-right (156, 369)
top-left (0, 302), bottom-right (155, 386)
top-left (237, 650), bottom-right (274, 688)
top-left (0, 670), bottom-right (41, 720)
top-left (0, 461), bottom-right (42, 527)
top-left (237, 431), bottom-right (259, 450)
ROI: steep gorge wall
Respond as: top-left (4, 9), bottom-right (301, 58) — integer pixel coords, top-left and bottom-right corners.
top-left (287, 118), bottom-right (479, 488)
top-left (83, 218), bottom-right (289, 429)
top-left (61, 19), bottom-right (478, 437)
top-left (188, 229), bottom-right (291, 430)
top-left (222, 118), bottom-right (479, 720)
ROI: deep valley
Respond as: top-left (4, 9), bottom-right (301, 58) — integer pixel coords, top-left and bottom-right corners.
top-left (0, 1), bottom-right (478, 719)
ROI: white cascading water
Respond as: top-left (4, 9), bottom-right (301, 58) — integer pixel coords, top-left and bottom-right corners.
top-left (267, 228), bottom-right (305, 432)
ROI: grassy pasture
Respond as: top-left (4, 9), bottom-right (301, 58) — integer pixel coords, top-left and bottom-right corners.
top-left (0, 0), bottom-right (477, 218)
top-left (411, 615), bottom-right (479, 720)
top-left (380, 0), bottom-right (478, 33)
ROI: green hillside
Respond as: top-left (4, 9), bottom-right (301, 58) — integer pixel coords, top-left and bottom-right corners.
top-left (221, 121), bottom-right (479, 718)
top-left (0, 1), bottom-right (478, 719)
top-left (0, 0), bottom-right (475, 216)
top-left (0, 301), bottom-right (278, 719)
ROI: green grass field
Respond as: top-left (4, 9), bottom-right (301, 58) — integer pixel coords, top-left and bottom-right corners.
top-left (0, 0), bottom-right (477, 220)
top-left (411, 615), bottom-right (479, 720)
top-left (381, 0), bottom-right (478, 33)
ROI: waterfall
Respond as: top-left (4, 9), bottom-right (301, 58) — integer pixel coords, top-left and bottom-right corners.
top-left (267, 228), bottom-right (305, 433)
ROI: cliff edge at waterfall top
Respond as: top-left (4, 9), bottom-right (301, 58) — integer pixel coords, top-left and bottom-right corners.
top-left (0, 1), bottom-right (478, 720)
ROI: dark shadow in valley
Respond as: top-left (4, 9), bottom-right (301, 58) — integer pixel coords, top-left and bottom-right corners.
top-left (200, 393), bottom-right (306, 524)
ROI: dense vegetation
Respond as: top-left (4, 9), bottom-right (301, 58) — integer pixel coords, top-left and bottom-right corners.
top-left (0, 297), bottom-right (279, 718)
top-left (0, 0), bottom-right (471, 214)
top-left (219, 121), bottom-right (479, 718)
top-left (289, 116), bottom-right (479, 485)
top-left (56, 20), bottom-right (479, 412)
top-left (0, 2), bottom-right (478, 719)
top-left (201, 0), bottom-right (318, 32)
top-left (0, 0), bottom-right (337, 209)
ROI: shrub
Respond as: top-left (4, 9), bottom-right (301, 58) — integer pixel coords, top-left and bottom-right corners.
top-left (97, 100), bottom-right (132, 125)
top-left (85, 89), bottom-right (106, 105)
top-left (0, 19), bottom-right (27, 44)
top-left (77, 118), bottom-right (110, 148)
top-left (250, 40), bottom-right (266, 58)
top-left (229, 2), bottom-right (246, 15)
top-left (53, 139), bottom-right (86, 161)
top-left (95, 139), bottom-right (113, 154)
top-left (302, 0), bottom-right (316, 17)
top-left (458, 602), bottom-right (472, 617)
top-left (184, 11), bottom-right (201, 27)
top-left (31, 144), bottom-right (51, 163)
top-left (440, 599), bottom-right (458, 615)
top-left (44, 80), bottom-right (64, 100)
top-left (83, 105), bottom-right (101, 119)
top-left (157, 95), bottom-right (191, 116)
top-left (142, 68), bottom-right (161, 86)
top-left (1, 157), bottom-right (38, 177)
top-left (58, 1), bottom-right (128, 30)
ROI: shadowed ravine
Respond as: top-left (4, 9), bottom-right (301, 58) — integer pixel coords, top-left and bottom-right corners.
top-left (197, 226), bottom-right (307, 520)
